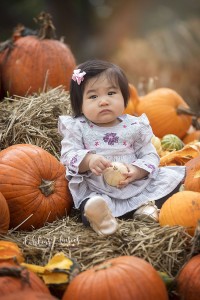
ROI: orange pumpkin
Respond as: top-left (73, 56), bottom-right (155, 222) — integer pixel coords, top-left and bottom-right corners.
top-left (0, 144), bottom-right (72, 230)
top-left (124, 98), bottom-right (135, 115)
top-left (176, 254), bottom-right (200, 300)
top-left (124, 84), bottom-right (139, 115)
top-left (62, 256), bottom-right (168, 300)
top-left (0, 192), bottom-right (10, 234)
top-left (0, 240), bottom-right (24, 263)
top-left (159, 191), bottom-right (200, 236)
top-left (129, 84), bottom-right (140, 108)
top-left (1, 12), bottom-right (76, 97)
top-left (0, 290), bottom-right (58, 300)
top-left (183, 130), bottom-right (200, 144)
top-left (0, 261), bottom-right (50, 296)
top-left (135, 88), bottom-right (192, 138)
top-left (184, 156), bottom-right (200, 192)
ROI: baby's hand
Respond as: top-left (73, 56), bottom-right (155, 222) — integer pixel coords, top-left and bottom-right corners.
top-left (88, 154), bottom-right (112, 176)
top-left (118, 164), bottom-right (148, 188)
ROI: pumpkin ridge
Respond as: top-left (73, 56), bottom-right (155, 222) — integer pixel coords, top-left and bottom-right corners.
top-left (35, 145), bottom-right (62, 179)
top-left (2, 188), bottom-right (39, 199)
top-left (178, 257), bottom-right (200, 299)
top-left (105, 263), bottom-right (130, 299)
top-left (22, 145), bottom-right (55, 179)
top-left (16, 144), bottom-right (62, 180)
top-left (115, 263), bottom-right (145, 298)
top-left (0, 171), bottom-right (39, 186)
top-left (169, 197), bottom-right (180, 225)
top-left (48, 193), bottom-right (69, 215)
top-left (0, 145), bottom-right (47, 181)
top-left (117, 261), bottom-right (160, 298)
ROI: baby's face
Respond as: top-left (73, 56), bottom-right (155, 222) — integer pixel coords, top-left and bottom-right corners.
top-left (82, 72), bottom-right (125, 127)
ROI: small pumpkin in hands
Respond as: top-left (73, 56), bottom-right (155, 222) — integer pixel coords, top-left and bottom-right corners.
top-left (151, 135), bottom-right (162, 156)
top-left (103, 162), bottom-right (128, 187)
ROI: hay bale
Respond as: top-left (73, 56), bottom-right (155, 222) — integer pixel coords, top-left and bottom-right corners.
top-left (0, 86), bottom-right (72, 158)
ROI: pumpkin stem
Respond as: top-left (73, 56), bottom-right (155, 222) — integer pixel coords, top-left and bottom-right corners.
top-left (95, 262), bottom-right (112, 271)
top-left (0, 265), bottom-right (29, 282)
top-left (177, 105), bottom-right (198, 117)
top-left (39, 179), bottom-right (55, 196)
top-left (34, 12), bottom-right (56, 40)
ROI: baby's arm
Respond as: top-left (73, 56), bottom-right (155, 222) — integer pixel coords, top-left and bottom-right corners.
top-left (79, 153), bottom-right (112, 175)
top-left (118, 114), bottom-right (160, 188)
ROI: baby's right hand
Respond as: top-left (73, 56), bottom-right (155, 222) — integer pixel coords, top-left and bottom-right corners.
top-left (88, 154), bottom-right (112, 176)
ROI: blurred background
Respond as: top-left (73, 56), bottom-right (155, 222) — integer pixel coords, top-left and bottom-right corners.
top-left (0, 0), bottom-right (200, 110)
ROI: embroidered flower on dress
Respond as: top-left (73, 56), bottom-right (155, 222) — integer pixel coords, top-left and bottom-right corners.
top-left (70, 155), bottom-right (78, 167)
top-left (103, 133), bottom-right (119, 145)
top-left (145, 164), bottom-right (155, 172)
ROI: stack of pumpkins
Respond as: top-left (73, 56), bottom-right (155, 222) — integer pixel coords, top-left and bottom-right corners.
top-left (0, 12), bottom-right (75, 233)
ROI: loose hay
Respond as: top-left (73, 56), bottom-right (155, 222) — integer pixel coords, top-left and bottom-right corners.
top-left (0, 86), bottom-right (73, 158)
top-left (0, 210), bottom-right (193, 278)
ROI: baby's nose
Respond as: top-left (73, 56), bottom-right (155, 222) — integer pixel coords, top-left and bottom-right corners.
top-left (99, 98), bottom-right (109, 106)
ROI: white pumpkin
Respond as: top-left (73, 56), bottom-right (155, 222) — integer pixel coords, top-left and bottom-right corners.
top-left (103, 162), bottom-right (128, 187)
top-left (151, 135), bottom-right (162, 156)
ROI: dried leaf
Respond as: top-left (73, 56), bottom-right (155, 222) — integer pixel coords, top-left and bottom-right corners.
top-left (160, 142), bottom-right (200, 166)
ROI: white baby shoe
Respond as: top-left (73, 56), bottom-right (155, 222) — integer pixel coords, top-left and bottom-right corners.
top-left (133, 201), bottom-right (160, 222)
top-left (84, 196), bottom-right (118, 236)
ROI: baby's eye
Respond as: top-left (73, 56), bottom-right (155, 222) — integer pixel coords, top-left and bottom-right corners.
top-left (108, 91), bottom-right (116, 95)
top-left (89, 95), bottom-right (97, 99)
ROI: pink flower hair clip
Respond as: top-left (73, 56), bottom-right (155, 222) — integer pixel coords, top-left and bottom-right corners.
top-left (72, 69), bottom-right (86, 85)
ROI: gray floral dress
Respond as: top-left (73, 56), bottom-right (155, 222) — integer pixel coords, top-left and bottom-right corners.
top-left (58, 114), bottom-right (185, 217)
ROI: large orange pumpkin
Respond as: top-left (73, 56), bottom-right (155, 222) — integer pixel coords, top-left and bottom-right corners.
top-left (183, 130), bottom-right (200, 144)
top-left (135, 88), bottom-right (192, 138)
top-left (0, 192), bottom-right (10, 234)
top-left (159, 191), bottom-right (200, 236)
top-left (184, 156), bottom-right (200, 192)
top-left (0, 144), bottom-right (72, 230)
top-left (62, 256), bottom-right (168, 300)
top-left (0, 261), bottom-right (50, 296)
top-left (0, 240), bottom-right (24, 263)
top-left (176, 254), bottom-right (200, 300)
top-left (1, 12), bottom-right (76, 97)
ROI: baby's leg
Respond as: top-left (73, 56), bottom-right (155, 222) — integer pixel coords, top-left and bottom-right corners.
top-left (83, 196), bottom-right (118, 236)
top-left (80, 199), bottom-right (90, 226)
top-left (155, 182), bottom-right (182, 209)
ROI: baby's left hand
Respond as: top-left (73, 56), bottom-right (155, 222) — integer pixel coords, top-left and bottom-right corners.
top-left (117, 164), bottom-right (148, 188)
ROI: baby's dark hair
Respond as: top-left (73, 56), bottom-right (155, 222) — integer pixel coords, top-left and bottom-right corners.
top-left (69, 59), bottom-right (130, 117)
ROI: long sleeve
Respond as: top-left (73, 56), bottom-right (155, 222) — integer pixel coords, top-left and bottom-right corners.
top-left (131, 114), bottom-right (160, 177)
top-left (58, 116), bottom-right (95, 175)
